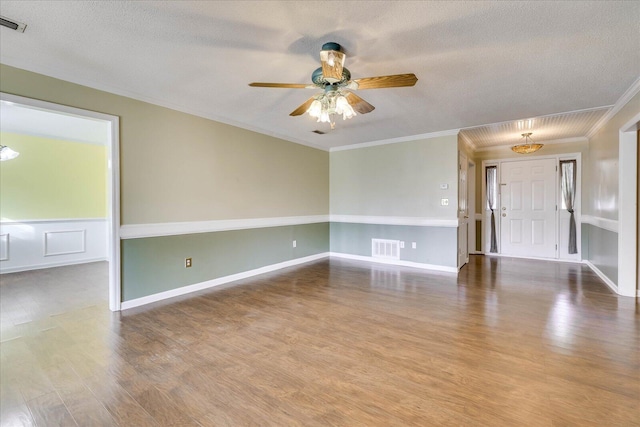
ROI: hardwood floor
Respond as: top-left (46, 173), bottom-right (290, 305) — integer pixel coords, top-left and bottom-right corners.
top-left (1, 256), bottom-right (638, 426)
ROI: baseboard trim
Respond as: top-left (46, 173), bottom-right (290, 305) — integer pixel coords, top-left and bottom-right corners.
top-left (583, 260), bottom-right (619, 294)
top-left (121, 252), bottom-right (330, 310)
top-left (0, 257), bottom-right (107, 274)
top-left (329, 252), bottom-right (459, 273)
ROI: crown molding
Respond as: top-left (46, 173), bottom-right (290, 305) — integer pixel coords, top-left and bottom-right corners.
top-left (0, 58), bottom-right (330, 152)
top-left (458, 132), bottom-right (477, 152)
top-left (587, 76), bottom-right (640, 138)
top-left (329, 128), bottom-right (460, 152)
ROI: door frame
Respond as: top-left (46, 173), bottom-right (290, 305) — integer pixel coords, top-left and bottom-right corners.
top-left (1, 93), bottom-right (122, 311)
top-left (618, 113), bottom-right (639, 297)
top-left (458, 151), bottom-right (469, 268)
top-left (467, 160), bottom-right (477, 254)
top-left (481, 152), bottom-right (582, 260)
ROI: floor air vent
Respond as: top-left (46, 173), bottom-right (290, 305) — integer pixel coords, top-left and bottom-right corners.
top-left (312, 130), bottom-right (326, 134)
top-left (372, 239), bottom-right (400, 260)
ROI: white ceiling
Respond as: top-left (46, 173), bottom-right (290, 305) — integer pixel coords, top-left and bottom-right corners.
top-left (460, 107), bottom-right (609, 150)
top-left (0, 101), bottom-right (109, 145)
top-left (0, 1), bottom-right (638, 151)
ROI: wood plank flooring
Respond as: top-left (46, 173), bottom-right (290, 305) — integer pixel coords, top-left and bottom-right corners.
top-left (1, 256), bottom-right (638, 426)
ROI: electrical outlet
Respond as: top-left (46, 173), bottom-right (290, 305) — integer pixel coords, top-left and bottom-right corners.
top-left (441, 198), bottom-right (449, 206)
top-left (412, 242), bottom-right (417, 249)
top-left (185, 257), bottom-right (192, 268)
top-left (400, 241), bottom-right (405, 249)
top-left (293, 240), bottom-right (297, 248)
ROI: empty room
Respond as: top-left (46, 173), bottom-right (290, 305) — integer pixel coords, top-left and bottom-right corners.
top-left (0, 1), bottom-right (638, 426)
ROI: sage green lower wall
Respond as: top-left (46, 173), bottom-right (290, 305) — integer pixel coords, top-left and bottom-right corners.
top-left (585, 223), bottom-right (618, 285)
top-left (330, 223), bottom-right (457, 268)
top-left (121, 223), bottom-right (329, 301)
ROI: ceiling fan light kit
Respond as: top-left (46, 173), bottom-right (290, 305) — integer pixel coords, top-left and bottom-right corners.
top-left (0, 145), bottom-right (20, 161)
top-left (249, 42), bottom-right (418, 129)
top-left (511, 132), bottom-right (544, 154)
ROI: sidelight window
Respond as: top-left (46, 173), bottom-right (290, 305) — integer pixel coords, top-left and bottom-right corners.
top-left (560, 160), bottom-right (577, 254)
top-left (485, 166), bottom-right (498, 253)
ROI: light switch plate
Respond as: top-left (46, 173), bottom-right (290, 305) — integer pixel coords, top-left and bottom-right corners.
top-left (440, 183), bottom-right (448, 190)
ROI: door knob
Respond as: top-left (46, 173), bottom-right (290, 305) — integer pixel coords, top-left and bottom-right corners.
top-left (502, 207), bottom-right (506, 210)
top-left (502, 213), bottom-right (506, 217)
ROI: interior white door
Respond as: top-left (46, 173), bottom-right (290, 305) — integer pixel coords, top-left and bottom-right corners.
top-left (500, 158), bottom-right (557, 258)
top-left (458, 152), bottom-right (469, 267)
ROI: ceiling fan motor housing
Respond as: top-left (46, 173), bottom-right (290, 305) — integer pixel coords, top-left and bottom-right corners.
top-left (311, 67), bottom-right (351, 87)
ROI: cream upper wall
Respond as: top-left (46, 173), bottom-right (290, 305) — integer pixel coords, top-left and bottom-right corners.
top-left (0, 65), bottom-right (329, 225)
top-left (586, 91), bottom-right (640, 220)
top-left (330, 135), bottom-right (459, 218)
top-left (0, 132), bottom-right (107, 220)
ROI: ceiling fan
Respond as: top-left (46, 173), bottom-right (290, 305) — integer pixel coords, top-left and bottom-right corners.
top-left (249, 42), bottom-right (418, 129)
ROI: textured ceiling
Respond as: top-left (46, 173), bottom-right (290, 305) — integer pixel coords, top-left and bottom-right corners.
top-left (0, 1), bottom-right (638, 150)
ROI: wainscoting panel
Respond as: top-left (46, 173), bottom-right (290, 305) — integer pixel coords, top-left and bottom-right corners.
top-left (44, 229), bottom-right (86, 256)
top-left (0, 234), bottom-right (8, 261)
top-left (0, 219), bottom-right (107, 273)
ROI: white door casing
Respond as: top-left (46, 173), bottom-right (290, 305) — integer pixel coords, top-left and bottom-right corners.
top-left (500, 158), bottom-right (557, 258)
top-left (0, 92), bottom-right (122, 311)
top-left (458, 151), bottom-right (469, 267)
top-left (467, 161), bottom-right (476, 254)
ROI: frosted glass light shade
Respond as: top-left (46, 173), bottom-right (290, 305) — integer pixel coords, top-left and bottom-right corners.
top-left (0, 145), bottom-right (19, 161)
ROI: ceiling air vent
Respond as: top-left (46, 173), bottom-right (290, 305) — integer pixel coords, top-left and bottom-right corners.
top-left (312, 130), bottom-right (326, 135)
top-left (0, 16), bottom-right (27, 32)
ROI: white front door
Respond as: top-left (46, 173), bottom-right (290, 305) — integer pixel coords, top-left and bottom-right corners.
top-left (458, 152), bottom-right (469, 267)
top-left (500, 158), bottom-right (557, 258)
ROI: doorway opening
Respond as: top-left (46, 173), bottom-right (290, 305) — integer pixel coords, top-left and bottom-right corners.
top-left (0, 93), bottom-right (121, 311)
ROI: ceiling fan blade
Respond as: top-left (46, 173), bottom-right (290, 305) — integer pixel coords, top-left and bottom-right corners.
top-left (345, 92), bottom-right (375, 114)
top-left (249, 82), bottom-right (311, 88)
top-left (320, 49), bottom-right (345, 83)
top-left (289, 97), bottom-right (316, 116)
top-left (352, 73), bottom-right (418, 90)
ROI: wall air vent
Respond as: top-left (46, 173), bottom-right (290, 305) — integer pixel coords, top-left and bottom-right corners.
top-left (371, 239), bottom-right (400, 260)
top-left (312, 130), bottom-right (326, 135)
top-left (0, 16), bottom-right (27, 32)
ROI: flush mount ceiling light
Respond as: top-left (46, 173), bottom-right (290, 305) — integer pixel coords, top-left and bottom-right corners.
top-left (249, 42), bottom-right (418, 129)
top-left (511, 132), bottom-right (543, 154)
top-left (0, 145), bottom-right (20, 161)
